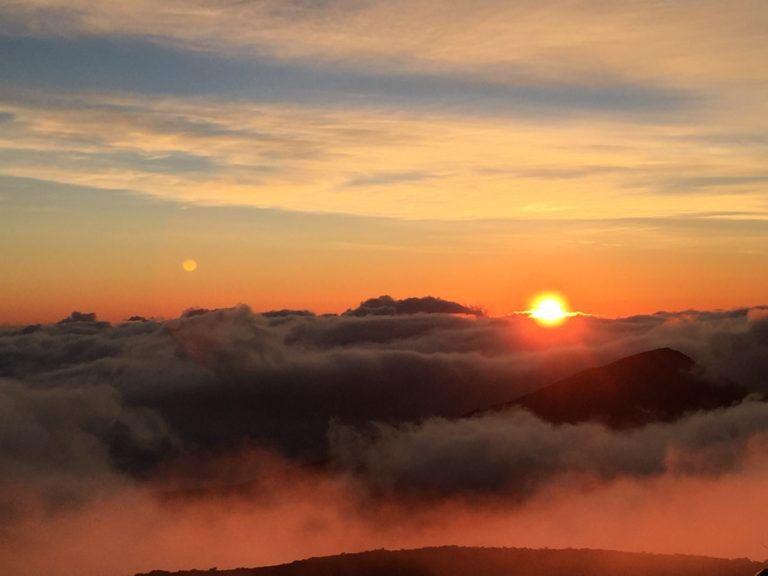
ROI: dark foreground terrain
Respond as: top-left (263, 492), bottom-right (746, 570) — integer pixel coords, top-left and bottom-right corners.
top-left (137, 546), bottom-right (764, 576)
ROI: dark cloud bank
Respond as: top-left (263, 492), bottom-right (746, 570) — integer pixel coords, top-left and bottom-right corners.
top-left (2, 296), bottom-right (768, 574)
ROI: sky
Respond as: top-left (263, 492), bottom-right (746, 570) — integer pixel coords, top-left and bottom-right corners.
top-left (1, 0), bottom-right (768, 321)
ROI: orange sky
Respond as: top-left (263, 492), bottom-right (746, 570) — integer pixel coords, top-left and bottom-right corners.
top-left (1, 0), bottom-right (767, 323)
top-left (3, 204), bottom-right (766, 324)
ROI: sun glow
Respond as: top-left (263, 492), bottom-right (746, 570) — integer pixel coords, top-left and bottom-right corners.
top-left (529, 293), bottom-right (569, 326)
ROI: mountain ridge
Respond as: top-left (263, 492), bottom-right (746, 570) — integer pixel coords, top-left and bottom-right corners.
top-left (135, 546), bottom-right (764, 576)
top-left (476, 347), bottom-right (749, 428)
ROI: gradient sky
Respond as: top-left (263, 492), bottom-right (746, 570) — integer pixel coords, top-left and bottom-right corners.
top-left (2, 0), bottom-right (767, 323)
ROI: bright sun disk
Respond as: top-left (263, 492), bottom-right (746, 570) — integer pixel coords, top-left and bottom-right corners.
top-left (529, 294), bottom-right (569, 326)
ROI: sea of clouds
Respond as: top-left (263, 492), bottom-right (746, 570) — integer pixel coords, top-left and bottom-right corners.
top-left (2, 296), bottom-right (768, 575)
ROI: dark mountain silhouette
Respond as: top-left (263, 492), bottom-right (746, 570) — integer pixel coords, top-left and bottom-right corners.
top-left (479, 348), bottom-right (749, 428)
top-left (136, 546), bottom-right (762, 576)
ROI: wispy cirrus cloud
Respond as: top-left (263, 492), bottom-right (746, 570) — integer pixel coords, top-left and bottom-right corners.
top-left (0, 36), bottom-right (690, 115)
top-left (1, 88), bottom-right (767, 220)
top-left (3, 0), bottom-right (766, 86)
top-left (1, 1), bottom-right (767, 220)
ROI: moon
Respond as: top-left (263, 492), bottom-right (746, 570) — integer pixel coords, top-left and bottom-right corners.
top-left (182, 259), bottom-right (198, 272)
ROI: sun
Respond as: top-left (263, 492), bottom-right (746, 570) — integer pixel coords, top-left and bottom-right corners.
top-left (529, 293), bottom-right (569, 326)
top-left (182, 259), bottom-right (198, 272)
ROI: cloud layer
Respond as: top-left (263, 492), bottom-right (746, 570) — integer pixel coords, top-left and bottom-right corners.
top-left (2, 301), bottom-right (768, 573)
